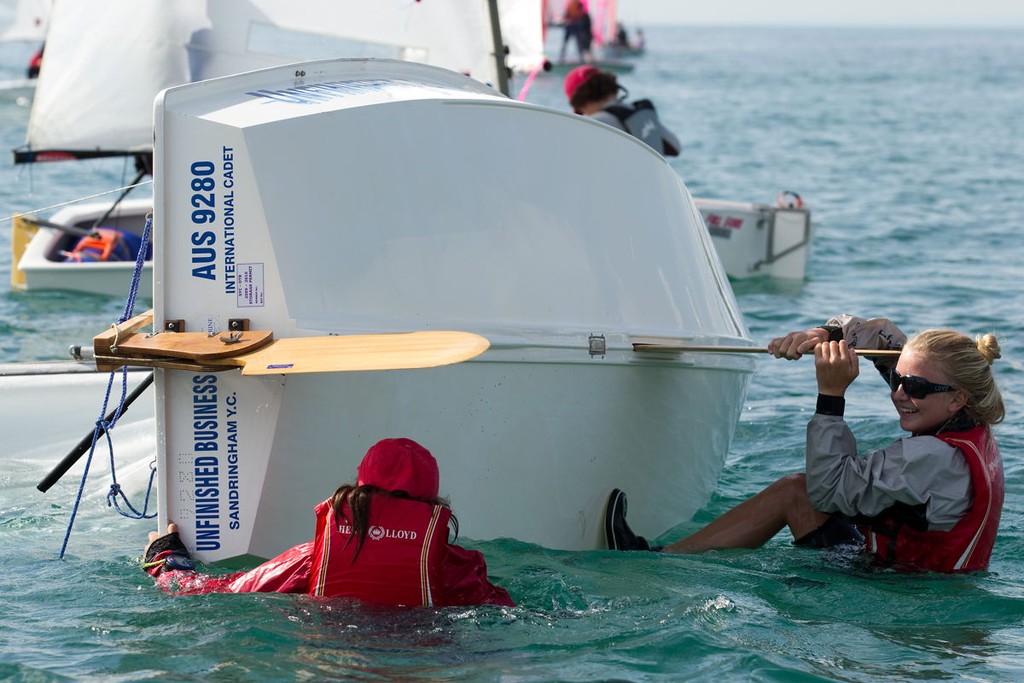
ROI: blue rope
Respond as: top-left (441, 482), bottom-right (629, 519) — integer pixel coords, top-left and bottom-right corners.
top-left (118, 213), bottom-right (153, 326)
top-left (106, 463), bottom-right (158, 518)
top-left (59, 215), bottom-right (157, 559)
top-left (59, 372), bottom-right (116, 559)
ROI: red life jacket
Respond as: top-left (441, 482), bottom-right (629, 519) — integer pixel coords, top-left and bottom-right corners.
top-left (309, 496), bottom-right (467, 606)
top-left (157, 496), bottom-right (513, 606)
top-left (861, 426), bottom-right (1002, 572)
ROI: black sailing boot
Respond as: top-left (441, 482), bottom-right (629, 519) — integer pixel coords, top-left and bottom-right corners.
top-left (605, 488), bottom-right (658, 551)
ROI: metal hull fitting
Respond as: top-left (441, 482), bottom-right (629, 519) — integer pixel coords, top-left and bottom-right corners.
top-left (152, 58), bottom-right (756, 563)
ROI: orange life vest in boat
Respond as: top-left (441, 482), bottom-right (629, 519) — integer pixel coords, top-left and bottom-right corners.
top-left (861, 426), bottom-right (1002, 572)
top-left (62, 228), bottom-right (133, 263)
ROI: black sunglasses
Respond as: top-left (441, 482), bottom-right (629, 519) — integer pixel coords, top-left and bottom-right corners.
top-left (887, 368), bottom-right (955, 400)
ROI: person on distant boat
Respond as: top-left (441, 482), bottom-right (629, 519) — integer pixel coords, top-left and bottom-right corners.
top-left (607, 315), bottom-right (1006, 573)
top-left (613, 23), bottom-right (631, 50)
top-left (563, 65), bottom-right (681, 157)
top-left (559, 0), bottom-right (593, 64)
top-left (142, 438), bottom-right (515, 607)
top-left (26, 44), bottom-right (43, 79)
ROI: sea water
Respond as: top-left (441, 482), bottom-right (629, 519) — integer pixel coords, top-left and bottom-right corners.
top-left (2, 26), bottom-right (1023, 681)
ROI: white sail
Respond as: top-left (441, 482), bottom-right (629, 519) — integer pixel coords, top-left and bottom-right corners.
top-left (498, 0), bottom-right (546, 73)
top-left (18, 0), bottom-right (516, 162)
top-left (22, 1), bottom-right (208, 159)
top-left (588, 0), bottom-right (617, 46)
top-left (200, 0), bottom-right (499, 85)
top-left (0, 0), bottom-right (49, 42)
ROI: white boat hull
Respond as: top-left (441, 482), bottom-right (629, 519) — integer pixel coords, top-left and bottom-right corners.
top-left (696, 197), bottom-right (813, 280)
top-left (0, 363), bottom-right (156, 502)
top-left (0, 364), bottom-right (153, 460)
top-left (156, 346), bottom-right (750, 559)
top-left (11, 198), bottom-right (153, 298)
top-left (149, 58), bottom-right (755, 563)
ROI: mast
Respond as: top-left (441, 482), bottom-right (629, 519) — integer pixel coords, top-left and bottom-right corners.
top-left (487, 0), bottom-right (510, 96)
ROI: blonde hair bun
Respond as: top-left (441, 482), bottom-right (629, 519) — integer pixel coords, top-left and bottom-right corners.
top-left (976, 334), bottom-right (1002, 365)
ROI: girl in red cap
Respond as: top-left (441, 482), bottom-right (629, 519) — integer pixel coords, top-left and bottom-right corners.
top-left (142, 438), bottom-right (514, 607)
top-left (563, 65), bottom-right (681, 157)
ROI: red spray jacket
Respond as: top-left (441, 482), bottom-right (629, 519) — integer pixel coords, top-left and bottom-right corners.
top-left (157, 496), bottom-right (513, 607)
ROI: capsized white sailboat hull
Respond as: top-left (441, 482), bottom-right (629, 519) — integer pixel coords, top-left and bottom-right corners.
top-left (151, 58), bottom-right (756, 562)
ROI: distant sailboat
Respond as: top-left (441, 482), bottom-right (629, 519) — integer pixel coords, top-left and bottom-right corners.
top-left (10, 0), bottom-right (539, 297)
top-left (0, 0), bottom-right (49, 42)
top-left (543, 0), bottom-right (637, 73)
top-left (0, 0), bottom-right (49, 100)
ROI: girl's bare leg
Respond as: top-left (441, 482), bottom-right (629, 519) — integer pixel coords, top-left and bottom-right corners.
top-left (662, 474), bottom-right (830, 553)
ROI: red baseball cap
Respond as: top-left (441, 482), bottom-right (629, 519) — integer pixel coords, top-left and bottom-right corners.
top-left (563, 65), bottom-right (599, 100)
top-left (357, 438), bottom-right (439, 500)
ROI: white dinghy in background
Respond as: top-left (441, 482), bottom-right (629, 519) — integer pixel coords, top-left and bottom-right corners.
top-left (11, 198), bottom-right (154, 297)
top-left (141, 58), bottom-right (756, 563)
top-left (696, 196), bottom-right (813, 280)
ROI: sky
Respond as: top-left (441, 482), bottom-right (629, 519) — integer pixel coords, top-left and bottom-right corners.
top-left (622, 0), bottom-right (1024, 28)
